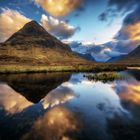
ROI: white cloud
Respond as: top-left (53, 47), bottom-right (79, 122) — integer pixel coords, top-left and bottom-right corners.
top-left (0, 9), bottom-right (77, 42)
top-left (40, 14), bottom-right (78, 39)
top-left (0, 8), bottom-right (31, 42)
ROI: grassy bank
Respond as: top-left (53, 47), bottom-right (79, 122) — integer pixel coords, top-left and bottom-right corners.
top-left (0, 64), bottom-right (127, 74)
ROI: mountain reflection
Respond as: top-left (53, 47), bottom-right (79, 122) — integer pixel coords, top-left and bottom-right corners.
top-left (0, 73), bottom-right (71, 103)
top-left (0, 71), bottom-right (140, 140)
top-left (0, 84), bottom-right (75, 114)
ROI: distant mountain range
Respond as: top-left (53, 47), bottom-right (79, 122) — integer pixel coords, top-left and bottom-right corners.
top-left (69, 41), bottom-right (140, 65)
top-left (0, 21), bottom-right (88, 66)
top-left (69, 41), bottom-right (117, 62)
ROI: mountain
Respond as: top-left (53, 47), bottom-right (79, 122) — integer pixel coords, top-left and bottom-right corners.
top-left (0, 21), bottom-right (88, 66)
top-left (0, 73), bottom-right (71, 103)
top-left (115, 45), bottom-right (140, 65)
top-left (108, 56), bottom-right (125, 62)
top-left (69, 41), bottom-right (97, 61)
top-left (77, 53), bottom-right (95, 61)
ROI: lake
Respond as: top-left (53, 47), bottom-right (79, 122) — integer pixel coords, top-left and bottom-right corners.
top-left (0, 70), bottom-right (140, 140)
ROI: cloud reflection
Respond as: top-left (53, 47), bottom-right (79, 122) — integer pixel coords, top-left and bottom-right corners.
top-left (41, 86), bottom-right (75, 109)
top-left (119, 83), bottom-right (140, 105)
top-left (22, 106), bottom-right (82, 140)
top-left (0, 83), bottom-right (32, 114)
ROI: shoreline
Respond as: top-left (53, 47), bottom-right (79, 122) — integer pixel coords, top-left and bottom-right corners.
top-left (0, 64), bottom-right (127, 74)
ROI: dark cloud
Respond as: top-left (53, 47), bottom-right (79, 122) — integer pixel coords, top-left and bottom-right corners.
top-left (123, 6), bottom-right (140, 25)
top-left (115, 5), bottom-right (140, 43)
top-left (108, 0), bottom-right (136, 11)
top-left (99, 12), bottom-right (108, 21)
top-left (99, 0), bottom-right (139, 21)
top-left (98, 8), bottom-right (118, 21)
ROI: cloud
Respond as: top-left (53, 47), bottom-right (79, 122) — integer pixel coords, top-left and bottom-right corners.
top-left (0, 83), bottom-right (32, 114)
top-left (0, 9), bottom-right (77, 42)
top-left (68, 40), bottom-right (126, 62)
top-left (108, 0), bottom-right (137, 12)
top-left (116, 6), bottom-right (140, 42)
top-left (104, 48), bottom-right (127, 57)
top-left (41, 86), bottom-right (75, 109)
top-left (22, 106), bottom-right (82, 140)
top-left (34, 0), bottom-right (82, 17)
top-left (40, 14), bottom-right (79, 39)
top-left (99, 0), bottom-right (138, 21)
top-left (98, 0), bottom-right (140, 54)
top-left (0, 8), bottom-right (31, 42)
top-left (116, 21), bottom-right (140, 41)
top-left (99, 12), bottom-right (108, 21)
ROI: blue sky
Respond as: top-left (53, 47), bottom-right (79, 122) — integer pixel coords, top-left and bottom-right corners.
top-left (0, 0), bottom-right (140, 62)
top-left (0, 0), bottom-right (125, 44)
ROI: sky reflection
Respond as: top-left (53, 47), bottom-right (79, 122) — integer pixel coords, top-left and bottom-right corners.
top-left (0, 83), bottom-right (33, 114)
top-left (0, 71), bottom-right (140, 140)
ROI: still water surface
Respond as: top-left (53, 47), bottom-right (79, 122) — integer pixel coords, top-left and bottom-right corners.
top-left (0, 70), bottom-right (140, 140)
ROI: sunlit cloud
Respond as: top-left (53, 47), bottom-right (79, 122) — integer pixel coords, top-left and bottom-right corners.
top-left (0, 8), bottom-right (77, 42)
top-left (41, 14), bottom-right (78, 39)
top-left (34, 0), bottom-right (82, 17)
top-left (0, 84), bottom-right (32, 114)
top-left (119, 22), bottom-right (140, 42)
top-left (0, 8), bottom-right (31, 42)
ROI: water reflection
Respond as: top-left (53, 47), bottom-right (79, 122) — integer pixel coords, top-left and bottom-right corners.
top-left (0, 73), bottom-right (71, 103)
top-left (0, 83), bottom-right (32, 114)
top-left (128, 70), bottom-right (140, 81)
top-left (0, 73), bottom-right (75, 140)
top-left (114, 73), bottom-right (140, 123)
top-left (22, 106), bottom-right (82, 140)
top-left (61, 74), bottom-right (131, 140)
top-left (119, 83), bottom-right (140, 105)
top-left (0, 71), bottom-right (140, 140)
top-left (41, 86), bottom-right (75, 109)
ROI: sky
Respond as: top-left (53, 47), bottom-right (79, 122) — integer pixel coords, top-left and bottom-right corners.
top-left (0, 0), bottom-right (140, 61)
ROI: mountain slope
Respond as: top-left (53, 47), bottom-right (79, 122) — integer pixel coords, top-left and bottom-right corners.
top-left (116, 45), bottom-right (140, 65)
top-left (108, 56), bottom-right (125, 62)
top-left (0, 21), bottom-right (88, 66)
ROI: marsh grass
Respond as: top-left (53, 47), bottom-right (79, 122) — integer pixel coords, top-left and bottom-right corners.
top-left (0, 64), bottom-right (127, 74)
top-left (85, 72), bottom-right (126, 82)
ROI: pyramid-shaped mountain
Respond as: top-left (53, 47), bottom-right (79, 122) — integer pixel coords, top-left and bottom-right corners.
top-left (5, 20), bottom-right (70, 51)
top-left (0, 21), bottom-right (88, 66)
